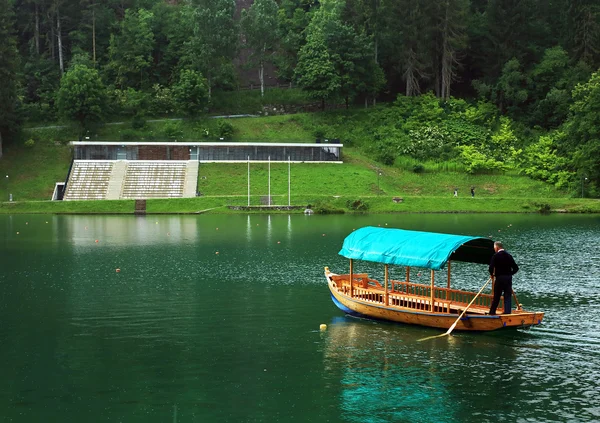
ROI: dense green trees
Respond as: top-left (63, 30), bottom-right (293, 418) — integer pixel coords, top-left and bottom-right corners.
top-left (173, 69), bottom-right (208, 117)
top-left (184, 0), bottom-right (237, 98)
top-left (0, 0), bottom-right (19, 158)
top-left (107, 8), bottom-right (155, 89)
top-left (2, 0), bottom-right (599, 194)
top-left (56, 63), bottom-right (107, 134)
top-left (241, 0), bottom-right (279, 97)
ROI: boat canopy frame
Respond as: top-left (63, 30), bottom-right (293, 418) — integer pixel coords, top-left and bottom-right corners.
top-left (338, 227), bottom-right (495, 271)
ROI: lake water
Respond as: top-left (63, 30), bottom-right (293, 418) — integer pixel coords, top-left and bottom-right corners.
top-left (0, 213), bottom-right (599, 422)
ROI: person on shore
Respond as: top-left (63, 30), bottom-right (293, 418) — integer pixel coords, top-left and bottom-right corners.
top-left (488, 241), bottom-right (519, 315)
top-left (471, 187), bottom-right (475, 197)
top-left (453, 188), bottom-right (458, 197)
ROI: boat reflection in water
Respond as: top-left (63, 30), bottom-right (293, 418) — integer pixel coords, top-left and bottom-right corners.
top-left (322, 315), bottom-right (524, 423)
top-left (323, 316), bottom-right (458, 423)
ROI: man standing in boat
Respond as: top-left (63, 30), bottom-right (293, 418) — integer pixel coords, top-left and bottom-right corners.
top-left (488, 241), bottom-right (519, 315)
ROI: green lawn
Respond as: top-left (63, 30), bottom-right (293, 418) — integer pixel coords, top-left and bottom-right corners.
top-left (197, 148), bottom-right (566, 200)
top-left (0, 140), bottom-right (71, 202)
top-left (3, 113), bottom-right (598, 214)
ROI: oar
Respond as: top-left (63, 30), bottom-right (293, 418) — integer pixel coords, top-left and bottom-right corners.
top-left (512, 289), bottom-right (522, 310)
top-left (418, 277), bottom-right (492, 342)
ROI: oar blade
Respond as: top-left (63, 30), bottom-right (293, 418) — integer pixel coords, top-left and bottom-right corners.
top-left (446, 321), bottom-right (459, 335)
top-left (417, 332), bottom-right (448, 342)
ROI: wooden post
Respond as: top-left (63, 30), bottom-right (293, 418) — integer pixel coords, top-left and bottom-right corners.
top-left (430, 270), bottom-right (435, 312)
top-left (349, 259), bottom-right (354, 297)
top-left (384, 264), bottom-right (389, 306)
top-left (446, 261), bottom-right (451, 300)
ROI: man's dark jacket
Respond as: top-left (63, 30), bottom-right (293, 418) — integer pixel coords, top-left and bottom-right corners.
top-left (489, 250), bottom-right (519, 276)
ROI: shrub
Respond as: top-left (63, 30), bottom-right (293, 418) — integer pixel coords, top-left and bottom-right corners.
top-left (149, 84), bottom-right (176, 115)
top-left (371, 139), bottom-right (397, 166)
top-left (163, 121), bottom-right (184, 141)
top-left (404, 126), bottom-right (455, 161)
top-left (120, 129), bottom-right (142, 141)
top-left (131, 115), bottom-right (146, 130)
top-left (24, 139), bottom-right (35, 148)
top-left (412, 164), bottom-right (425, 173)
top-left (111, 88), bottom-right (149, 117)
top-left (217, 119), bottom-right (234, 139)
top-left (313, 126), bottom-right (326, 139)
top-left (173, 69), bottom-right (208, 117)
top-left (346, 199), bottom-right (369, 211)
top-left (533, 202), bottom-right (551, 214)
top-left (458, 145), bottom-right (506, 174)
top-left (313, 201), bottom-right (345, 214)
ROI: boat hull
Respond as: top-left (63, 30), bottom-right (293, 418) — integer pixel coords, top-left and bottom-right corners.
top-left (327, 272), bottom-right (544, 332)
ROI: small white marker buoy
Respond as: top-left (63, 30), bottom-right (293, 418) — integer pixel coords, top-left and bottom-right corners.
top-left (116, 268), bottom-right (120, 273)
top-left (277, 241), bottom-right (281, 244)
top-left (215, 251), bottom-right (219, 255)
top-left (320, 324), bottom-right (327, 331)
top-left (322, 233), bottom-right (326, 237)
top-left (16, 232), bottom-right (19, 235)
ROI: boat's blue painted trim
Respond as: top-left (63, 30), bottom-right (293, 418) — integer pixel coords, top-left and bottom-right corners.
top-left (331, 294), bottom-right (367, 318)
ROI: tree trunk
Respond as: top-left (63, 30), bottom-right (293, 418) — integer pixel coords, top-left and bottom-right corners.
top-left (48, 9), bottom-right (55, 60)
top-left (57, 5), bottom-right (64, 75)
top-left (404, 49), bottom-right (420, 97)
top-left (259, 60), bottom-right (264, 97)
top-left (440, 0), bottom-right (451, 100)
top-left (321, 98), bottom-right (325, 110)
top-left (34, 3), bottom-right (40, 55)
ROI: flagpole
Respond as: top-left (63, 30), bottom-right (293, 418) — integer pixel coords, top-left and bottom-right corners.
top-left (268, 156), bottom-right (271, 206)
top-left (247, 155), bottom-right (250, 207)
top-left (288, 155), bottom-right (291, 206)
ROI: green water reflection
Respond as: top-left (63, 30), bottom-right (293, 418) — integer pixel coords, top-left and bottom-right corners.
top-left (0, 213), bottom-right (599, 422)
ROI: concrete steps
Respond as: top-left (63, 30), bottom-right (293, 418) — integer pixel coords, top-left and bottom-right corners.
top-left (63, 161), bottom-right (114, 201)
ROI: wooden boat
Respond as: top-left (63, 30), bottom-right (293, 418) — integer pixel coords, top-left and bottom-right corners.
top-left (325, 227), bottom-right (544, 332)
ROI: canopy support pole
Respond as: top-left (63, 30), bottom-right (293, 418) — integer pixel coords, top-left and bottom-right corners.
top-left (430, 270), bottom-right (435, 312)
top-left (446, 261), bottom-right (451, 300)
top-left (349, 259), bottom-right (354, 298)
top-left (384, 264), bottom-right (389, 306)
top-left (406, 266), bottom-right (410, 289)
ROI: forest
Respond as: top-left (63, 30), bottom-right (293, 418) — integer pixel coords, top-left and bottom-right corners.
top-left (0, 0), bottom-right (599, 196)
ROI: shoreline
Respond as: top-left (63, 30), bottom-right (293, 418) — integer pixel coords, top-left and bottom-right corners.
top-left (1, 196), bottom-right (599, 215)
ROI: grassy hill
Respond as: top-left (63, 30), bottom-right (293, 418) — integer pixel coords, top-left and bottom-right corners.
top-left (1, 112), bottom-right (599, 214)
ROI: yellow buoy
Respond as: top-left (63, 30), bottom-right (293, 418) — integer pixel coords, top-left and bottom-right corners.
top-left (320, 324), bottom-right (327, 331)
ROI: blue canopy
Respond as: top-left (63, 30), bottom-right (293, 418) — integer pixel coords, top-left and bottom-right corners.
top-left (339, 227), bottom-right (494, 270)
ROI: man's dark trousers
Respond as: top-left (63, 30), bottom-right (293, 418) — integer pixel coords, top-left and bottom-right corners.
top-left (489, 275), bottom-right (512, 315)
